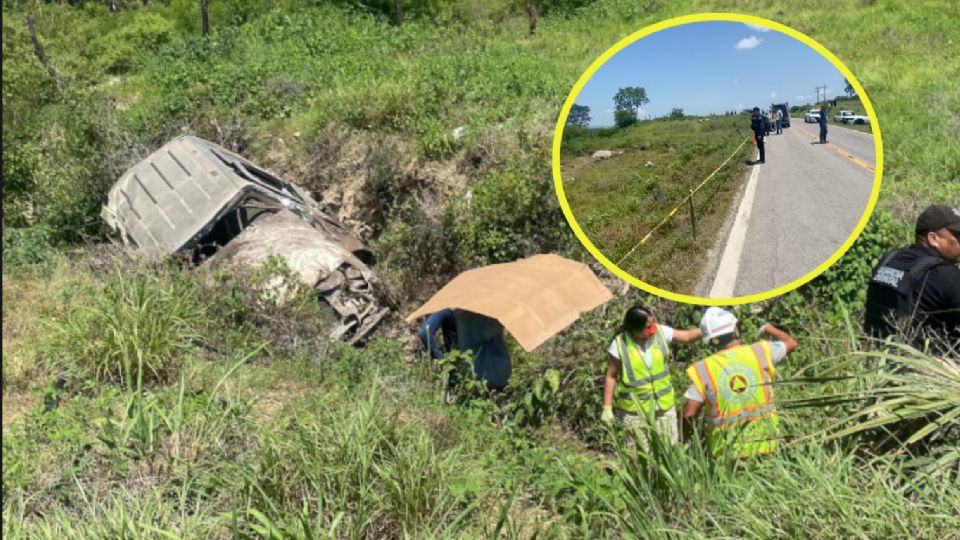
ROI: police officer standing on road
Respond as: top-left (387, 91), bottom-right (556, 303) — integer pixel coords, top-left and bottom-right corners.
top-left (818, 101), bottom-right (829, 143)
top-left (750, 107), bottom-right (766, 165)
top-left (864, 204), bottom-right (960, 355)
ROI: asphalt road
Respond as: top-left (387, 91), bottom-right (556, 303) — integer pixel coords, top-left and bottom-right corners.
top-left (707, 121), bottom-right (877, 298)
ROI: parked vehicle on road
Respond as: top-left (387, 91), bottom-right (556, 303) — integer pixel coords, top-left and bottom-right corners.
top-left (772, 103), bottom-right (790, 127)
top-left (834, 110), bottom-right (870, 125)
top-left (804, 109), bottom-right (820, 123)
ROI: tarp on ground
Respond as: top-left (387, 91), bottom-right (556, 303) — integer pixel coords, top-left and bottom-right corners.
top-left (405, 254), bottom-right (614, 352)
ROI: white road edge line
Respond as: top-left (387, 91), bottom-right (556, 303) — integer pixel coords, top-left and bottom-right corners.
top-left (709, 150), bottom-right (761, 298)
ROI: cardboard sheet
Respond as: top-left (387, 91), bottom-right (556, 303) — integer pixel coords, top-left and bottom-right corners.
top-left (406, 254), bottom-right (614, 351)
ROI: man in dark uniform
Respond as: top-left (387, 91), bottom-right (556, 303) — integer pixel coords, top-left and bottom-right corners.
top-left (419, 308), bottom-right (459, 359)
top-left (818, 102), bottom-right (829, 144)
top-left (750, 107), bottom-right (766, 164)
top-left (864, 205), bottom-right (960, 355)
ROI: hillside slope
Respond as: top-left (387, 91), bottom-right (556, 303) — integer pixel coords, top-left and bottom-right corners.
top-left (3, 1), bottom-right (959, 537)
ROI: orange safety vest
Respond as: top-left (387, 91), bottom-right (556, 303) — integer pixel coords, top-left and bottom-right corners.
top-left (686, 342), bottom-right (779, 459)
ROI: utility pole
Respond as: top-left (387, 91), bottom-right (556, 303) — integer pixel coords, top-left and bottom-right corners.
top-left (815, 84), bottom-right (827, 104)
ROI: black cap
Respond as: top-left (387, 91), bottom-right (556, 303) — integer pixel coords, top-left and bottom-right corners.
top-left (752, 107), bottom-right (760, 113)
top-left (916, 204), bottom-right (960, 235)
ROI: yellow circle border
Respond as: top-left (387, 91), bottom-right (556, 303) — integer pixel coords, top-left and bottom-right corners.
top-left (552, 12), bottom-right (883, 306)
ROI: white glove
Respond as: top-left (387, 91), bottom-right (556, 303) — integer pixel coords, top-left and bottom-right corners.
top-left (601, 405), bottom-right (614, 425)
top-left (756, 323), bottom-right (770, 339)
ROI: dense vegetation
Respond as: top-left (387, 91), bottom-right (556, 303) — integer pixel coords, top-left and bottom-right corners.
top-left (3, 0), bottom-right (959, 537)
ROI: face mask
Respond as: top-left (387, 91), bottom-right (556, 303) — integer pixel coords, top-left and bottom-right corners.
top-left (643, 322), bottom-right (658, 339)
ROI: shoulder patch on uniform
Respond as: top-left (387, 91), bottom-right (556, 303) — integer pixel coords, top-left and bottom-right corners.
top-left (872, 266), bottom-right (904, 287)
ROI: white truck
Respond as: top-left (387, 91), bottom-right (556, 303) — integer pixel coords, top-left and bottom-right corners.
top-left (834, 110), bottom-right (870, 125)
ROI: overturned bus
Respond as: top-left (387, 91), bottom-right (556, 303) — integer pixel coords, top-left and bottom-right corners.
top-left (101, 135), bottom-right (388, 344)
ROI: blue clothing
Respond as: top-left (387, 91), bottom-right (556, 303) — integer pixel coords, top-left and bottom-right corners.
top-left (419, 309), bottom-right (458, 360)
top-left (818, 108), bottom-right (828, 143)
top-left (455, 310), bottom-right (511, 390)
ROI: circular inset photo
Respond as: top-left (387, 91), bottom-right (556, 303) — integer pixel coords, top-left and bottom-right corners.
top-left (553, 14), bottom-right (882, 305)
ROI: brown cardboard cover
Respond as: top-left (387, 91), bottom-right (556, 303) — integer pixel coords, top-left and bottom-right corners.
top-left (406, 254), bottom-right (614, 351)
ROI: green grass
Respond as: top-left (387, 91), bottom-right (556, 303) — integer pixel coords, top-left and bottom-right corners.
top-left (561, 115), bottom-right (753, 292)
top-left (5, 237), bottom-right (958, 538)
top-left (3, 0), bottom-right (960, 537)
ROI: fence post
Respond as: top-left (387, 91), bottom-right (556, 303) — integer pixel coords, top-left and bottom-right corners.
top-left (688, 189), bottom-right (697, 239)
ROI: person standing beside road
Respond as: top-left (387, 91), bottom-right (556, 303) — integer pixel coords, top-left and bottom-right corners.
top-left (750, 107), bottom-right (766, 164)
top-left (775, 108), bottom-right (783, 135)
top-left (818, 102), bottom-right (829, 143)
top-left (864, 204), bottom-right (960, 355)
top-left (682, 308), bottom-right (798, 459)
top-left (600, 304), bottom-right (703, 450)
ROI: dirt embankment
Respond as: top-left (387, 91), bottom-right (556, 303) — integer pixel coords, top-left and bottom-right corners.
top-left (255, 128), bottom-right (473, 241)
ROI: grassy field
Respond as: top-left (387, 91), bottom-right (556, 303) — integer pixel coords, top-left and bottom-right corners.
top-left (3, 0), bottom-right (960, 537)
top-left (561, 115), bottom-right (754, 293)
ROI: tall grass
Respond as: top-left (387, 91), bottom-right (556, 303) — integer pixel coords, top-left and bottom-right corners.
top-left (53, 267), bottom-right (205, 388)
top-left (790, 341), bottom-right (960, 482)
top-left (563, 426), bottom-right (960, 538)
top-left (4, 1), bottom-right (960, 537)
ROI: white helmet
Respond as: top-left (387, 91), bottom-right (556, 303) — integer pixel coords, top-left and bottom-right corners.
top-left (700, 307), bottom-right (738, 345)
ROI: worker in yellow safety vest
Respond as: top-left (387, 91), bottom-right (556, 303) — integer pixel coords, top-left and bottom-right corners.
top-left (601, 304), bottom-right (703, 449)
top-left (682, 307), bottom-right (798, 459)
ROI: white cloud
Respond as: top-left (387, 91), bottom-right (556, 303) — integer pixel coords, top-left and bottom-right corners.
top-left (735, 36), bottom-right (762, 50)
top-left (770, 92), bottom-right (776, 99)
top-left (744, 23), bottom-right (771, 32)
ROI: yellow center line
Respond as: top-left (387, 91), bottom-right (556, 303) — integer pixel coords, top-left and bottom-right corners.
top-left (794, 126), bottom-right (875, 173)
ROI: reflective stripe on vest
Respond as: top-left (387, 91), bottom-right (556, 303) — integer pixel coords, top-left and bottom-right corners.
top-left (687, 342), bottom-right (779, 458)
top-left (692, 343), bottom-right (775, 418)
top-left (617, 331), bottom-right (668, 384)
top-left (618, 385), bottom-right (674, 401)
top-left (621, 369), bottom-right (670, 388)
top-left (703, 402), bottom-right (776, 426)
top-left (615, 329), bottom-right (674, 414)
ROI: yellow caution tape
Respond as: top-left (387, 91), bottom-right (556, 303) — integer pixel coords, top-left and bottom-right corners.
top-left (615, 136), bottom-right (751, 267)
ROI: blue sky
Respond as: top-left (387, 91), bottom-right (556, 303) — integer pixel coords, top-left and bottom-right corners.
top-left (574, 22), bottom-right (849, 126)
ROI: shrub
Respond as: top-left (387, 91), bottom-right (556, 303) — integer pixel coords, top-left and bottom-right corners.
top-left (1, 225), bottom-right (62, 274)
top-left (95, 12), bottom-right (176, 74)
top-left (454, 155), bottom-right (570, 268)
top-left (372, 199), bottom-right (460, 300)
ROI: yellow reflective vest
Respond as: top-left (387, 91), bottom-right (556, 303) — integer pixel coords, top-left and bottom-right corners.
top-left (614, 329), bottom-right (674, 415)
top-left (685, 342), bottom-right (779, 459)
